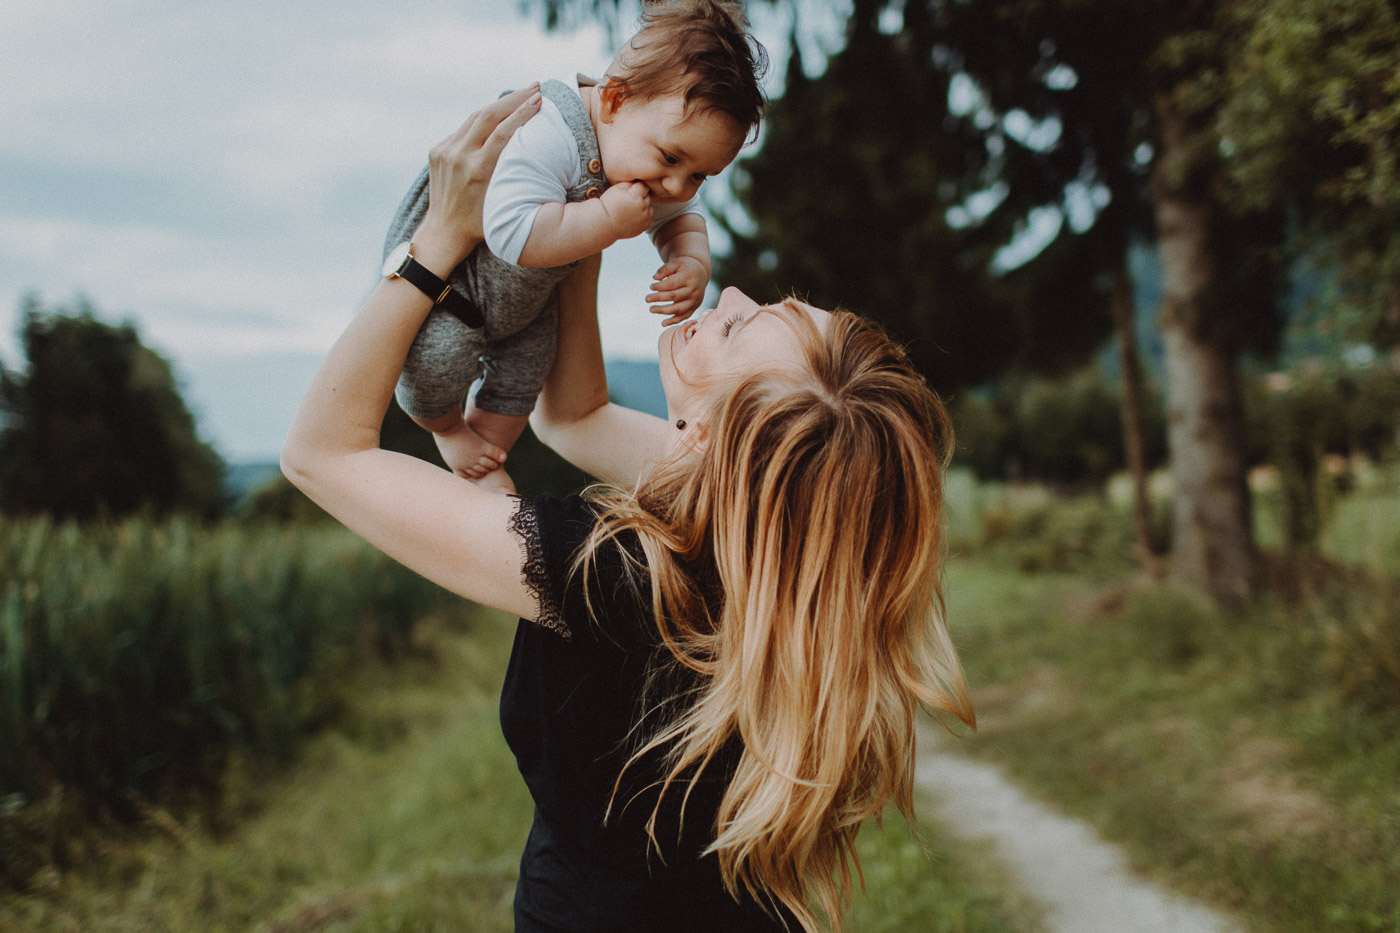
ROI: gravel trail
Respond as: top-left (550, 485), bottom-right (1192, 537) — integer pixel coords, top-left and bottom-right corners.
top-left (914, 735), bottom-right (1244, 933)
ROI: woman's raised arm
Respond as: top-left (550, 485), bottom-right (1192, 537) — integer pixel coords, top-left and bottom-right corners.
top-left (280, 87), bottom-right (543, 619)
top-left (530, 255), bottom-right (671, 487)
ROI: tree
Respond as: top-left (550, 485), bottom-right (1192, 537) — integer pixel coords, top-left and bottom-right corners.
top-left (0, 296), bottom-right (226, 520)
top-left (872, 0), bottom-right (1289, 606)
top-left (531, 0), bottom-right (1392, 607)
top-left (715, 5), bottom-right (1114, 397)
top-left (1219, 0), bottom-right (1400, 351)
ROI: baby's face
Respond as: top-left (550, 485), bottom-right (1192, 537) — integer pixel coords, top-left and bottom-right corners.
top-left (595, 91), bottom-right (746, 204)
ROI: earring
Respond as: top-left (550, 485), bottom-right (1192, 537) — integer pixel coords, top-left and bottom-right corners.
top-left (675, 419), bottom-right (687, 430)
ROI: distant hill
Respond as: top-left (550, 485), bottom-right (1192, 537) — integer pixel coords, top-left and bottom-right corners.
top-left (225, 461), bottom-right (281, 503)
top-left (606, 357), bottom-right (667, 417)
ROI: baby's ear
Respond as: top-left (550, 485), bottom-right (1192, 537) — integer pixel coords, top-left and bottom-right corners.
top-left (598, 82), bottom-right (629, 121)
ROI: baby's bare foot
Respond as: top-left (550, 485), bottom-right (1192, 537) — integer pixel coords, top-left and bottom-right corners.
top-left (472, 466), bottom-right (517, 495)
top-left (433, 420), bottom-right (507, 479)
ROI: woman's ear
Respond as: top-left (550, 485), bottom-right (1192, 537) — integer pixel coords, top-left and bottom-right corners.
top-left (598, 82), bottom-right (628, 122)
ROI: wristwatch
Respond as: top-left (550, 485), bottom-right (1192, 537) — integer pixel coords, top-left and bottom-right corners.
top-left (382, 241), bottom-right (484, 328)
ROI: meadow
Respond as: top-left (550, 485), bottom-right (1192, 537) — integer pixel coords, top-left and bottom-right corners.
top-left (0, 514), bottom-right (452, 889)
top-left (0, 606), bottom-right (1040, 933)
top-left (941, 461), bottom-right (1400, 932)
top-left (1, 459), bottom-right (1396, 930)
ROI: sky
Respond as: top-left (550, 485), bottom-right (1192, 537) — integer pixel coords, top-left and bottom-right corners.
top-left (0, 0), bottom-right (822, 463)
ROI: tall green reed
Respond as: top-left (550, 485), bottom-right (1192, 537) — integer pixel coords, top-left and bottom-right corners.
top-left (0, 514), bottom-right (450, 839)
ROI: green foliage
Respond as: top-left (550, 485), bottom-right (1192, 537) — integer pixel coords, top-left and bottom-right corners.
top-left (0, 513), bottom-right (453, 889)
top-left (962, 483), bottom-right (1138, 575)
top-left (0, 296), bottom-right (225, 521)
top-left (950, 366), bottom-right (1168, 488)
top-left (1247, 360), bottom-right (1400, 551)
top-left (1221, 0), bottom-right (1400, 348)
top-left (946, 475), bottom-right (1400, 931)
top-left (0, 613), bottom-right (1042, 932)
top-left (715, 12), bottom-right (1113, 395)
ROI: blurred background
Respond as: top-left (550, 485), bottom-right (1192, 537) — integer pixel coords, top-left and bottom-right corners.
top-left (1, 1), bottom-right (1397, 931)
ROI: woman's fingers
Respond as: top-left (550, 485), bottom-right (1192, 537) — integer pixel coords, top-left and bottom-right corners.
top-left (432, 85), bottom-right (541, 174)
top-left (415, 86), bottom-right (541, 270)
top-left (469, 85), bottom-right (542, 155)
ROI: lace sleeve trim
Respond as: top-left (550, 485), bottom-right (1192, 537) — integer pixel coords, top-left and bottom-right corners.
top-left (506, 496), bottom-right (571, 640)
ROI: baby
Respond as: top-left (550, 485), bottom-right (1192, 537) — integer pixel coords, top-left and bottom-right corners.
top-left (382, 0), bottom-right (766, 491)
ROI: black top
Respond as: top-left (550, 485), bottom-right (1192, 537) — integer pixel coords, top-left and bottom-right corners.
top-left (502, 494), bottom-right (796, 932)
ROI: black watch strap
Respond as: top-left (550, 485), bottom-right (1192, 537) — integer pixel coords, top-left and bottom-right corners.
top-left (391, 249), bottom-right (485, 329)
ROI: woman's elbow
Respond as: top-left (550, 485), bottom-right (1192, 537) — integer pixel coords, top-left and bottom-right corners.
top-left (527, 410), bottom-right (562, 450)
top-left (279, 436), bottom-right (322, 494)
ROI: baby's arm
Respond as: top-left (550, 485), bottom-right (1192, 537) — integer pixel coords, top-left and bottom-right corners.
top-left (517, 181), bottom-right (655, 267)
top-left (647, 213), bottom-right (711, 326)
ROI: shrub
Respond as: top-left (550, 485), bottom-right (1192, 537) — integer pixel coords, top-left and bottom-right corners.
top-left (970, 486), bottom-right (1136, 574)
top-left (0, 514), bottom-right (453, 887)
top-left (950, 368), bottom-right (1168, 490)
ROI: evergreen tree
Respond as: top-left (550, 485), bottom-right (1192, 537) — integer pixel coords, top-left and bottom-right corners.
top-left (716, 6), bottom-right (1115, 396)
top-left (0, 296), bottom-right (226, 520)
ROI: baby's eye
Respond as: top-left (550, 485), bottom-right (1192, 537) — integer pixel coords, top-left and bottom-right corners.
top-left (662, 151), bottom-right (679, 165)
top-left (721, 314), bottom-right (740, 337)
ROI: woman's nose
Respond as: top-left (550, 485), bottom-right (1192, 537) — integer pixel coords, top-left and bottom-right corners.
top-left (717, 286), bottom-right (755, 311)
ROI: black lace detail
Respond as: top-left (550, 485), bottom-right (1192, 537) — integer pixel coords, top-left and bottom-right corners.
top-left (506, 496), bottom-right (571, 639)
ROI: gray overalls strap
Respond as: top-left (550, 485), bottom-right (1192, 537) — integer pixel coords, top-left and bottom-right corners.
top-left (386, 79), bottom-right (612, 419)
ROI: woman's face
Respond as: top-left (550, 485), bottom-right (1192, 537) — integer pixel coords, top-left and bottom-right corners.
top-left (658, 287), bottom-right (832, 422)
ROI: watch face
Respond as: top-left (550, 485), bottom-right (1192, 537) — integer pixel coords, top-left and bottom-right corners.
top-left (382, 241), bottom-right (411, 278)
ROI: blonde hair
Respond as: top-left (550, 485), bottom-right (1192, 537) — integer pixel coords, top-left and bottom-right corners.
top-left (580, 305), bottom-right (974, 930)
top-left (602, 0), bottom-right (767, 138)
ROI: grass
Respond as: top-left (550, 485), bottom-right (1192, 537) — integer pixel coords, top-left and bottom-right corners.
top-left (940, 466), bottom-right (1400, 933)
top-left (0, 605), bottom-right (1041, 932)
top-left (0, 513), bottom-right (449, 848)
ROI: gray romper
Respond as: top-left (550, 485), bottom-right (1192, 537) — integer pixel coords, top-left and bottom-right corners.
top-left (384, 80), bottom-right (610, 420)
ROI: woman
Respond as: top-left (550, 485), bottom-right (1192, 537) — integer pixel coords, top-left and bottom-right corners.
top-left (282, 87), bottom-right (973, 933)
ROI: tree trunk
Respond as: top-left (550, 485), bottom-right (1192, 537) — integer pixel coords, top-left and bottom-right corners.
top-left (1153, 111), bottom-right (1256, 609)
top-left (1109, 261), bottom-right (1161, 573)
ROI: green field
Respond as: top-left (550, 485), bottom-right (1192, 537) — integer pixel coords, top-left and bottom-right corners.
top-left (941, 464), bottom-right (1400, 932)
top-left (0, 610), bottom-right (1040, 932)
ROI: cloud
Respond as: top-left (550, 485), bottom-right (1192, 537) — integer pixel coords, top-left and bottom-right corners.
top-left (0, 0), bottom-right (801, 458)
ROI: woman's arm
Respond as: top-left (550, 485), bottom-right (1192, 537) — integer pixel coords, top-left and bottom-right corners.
top-left (281, 88), bottom-right (544, 619)
top-left (530, 254), bottom-right (670, 487)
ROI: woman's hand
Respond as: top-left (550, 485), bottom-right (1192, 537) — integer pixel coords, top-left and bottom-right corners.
top-left (412, 85), bottom-right (543, 278)
top-left (281, 86), bottom-right (547, 621)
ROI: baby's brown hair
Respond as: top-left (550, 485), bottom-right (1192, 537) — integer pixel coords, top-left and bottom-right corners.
top-left (603, 0), bottom-right (767, 139)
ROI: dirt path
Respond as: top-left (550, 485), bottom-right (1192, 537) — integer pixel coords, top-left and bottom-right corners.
top-left (914, 731), bottom-right (1243, 933)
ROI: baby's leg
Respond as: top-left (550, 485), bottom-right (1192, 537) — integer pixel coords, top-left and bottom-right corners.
top-left (417, 406), bottom-right (526, 492)
top-left (461, 406), bottom-right (527, 494)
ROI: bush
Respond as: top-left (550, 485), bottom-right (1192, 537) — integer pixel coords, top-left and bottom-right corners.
top-left (969, 485), bottom-right (1136, 574)
top-left (0, 514), bottom-right (454, 888)
top-left (1247, 360), bottom-right (1400, 552)
top-left (950, 368), bottom-right (1167, 489)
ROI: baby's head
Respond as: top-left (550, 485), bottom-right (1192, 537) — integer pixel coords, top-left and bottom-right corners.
top-left (594, 0), bottom-right (768, 202)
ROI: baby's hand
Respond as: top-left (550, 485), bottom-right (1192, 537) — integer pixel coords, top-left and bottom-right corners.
top-left (647, 256), bottom-right (708, 326)
top-left (600, 181), bottom-right (654, 240)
